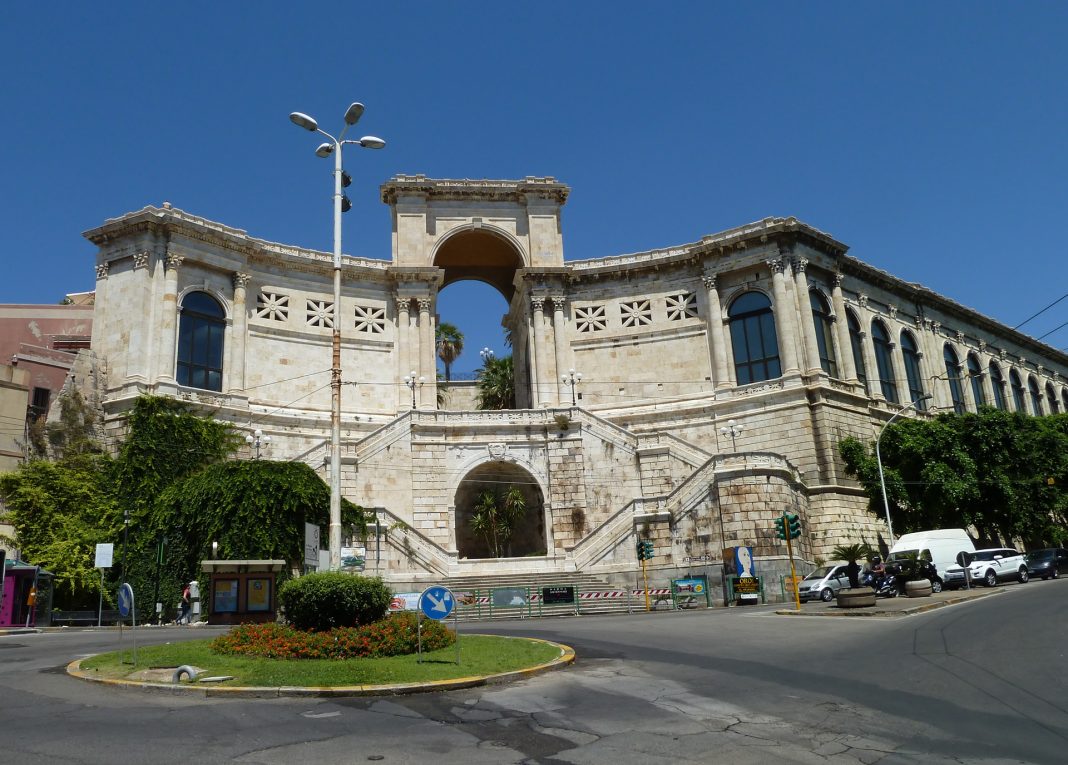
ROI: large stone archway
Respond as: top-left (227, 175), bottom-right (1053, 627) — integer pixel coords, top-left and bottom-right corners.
top-left (433, 228), bottom-right (525, 302)
top-left (454, 461), bottom-right (547, 559)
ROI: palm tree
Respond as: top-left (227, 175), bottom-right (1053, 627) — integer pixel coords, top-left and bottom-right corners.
top-left (476, 355), bottom-right (515, 410)
top-left (436, 323), bottom-right (464, 381)
top-left (469, 485), bottom-right (526, 557)
top-left (831, 543), bottom-right (876, 588)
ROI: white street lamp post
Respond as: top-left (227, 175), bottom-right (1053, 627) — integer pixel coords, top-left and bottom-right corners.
top-left (245, 428), bottom-right (270, 459)
top-left (403, 371), bottom-right (425, 410)
top-left (876, 393), bottom-right (933, 546)
top-left (562, 368), bottom-right (582, 406)
top-left (480, 347), bottom-right (494, 364)
top-left (719, 419), bottom-right (743, 452)
top-left (290, 102), bottom-right (385, 572)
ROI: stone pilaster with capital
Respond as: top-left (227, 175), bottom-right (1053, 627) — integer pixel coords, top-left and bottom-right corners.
top-left (830, 273), bottom-right (857, 383)
top-left (96, 262), bottom-right (110, 280)
top-left (702, 272), bottom-right (732, 388)
top-left (133, 251), bottom-right (150, 270)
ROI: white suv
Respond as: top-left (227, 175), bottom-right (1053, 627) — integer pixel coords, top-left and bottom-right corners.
top-left (943, 547), bottom-right (1029, 588)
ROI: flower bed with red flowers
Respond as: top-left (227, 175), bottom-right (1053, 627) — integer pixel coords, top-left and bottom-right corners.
top-left (210, 612), bottom-right (454, 660)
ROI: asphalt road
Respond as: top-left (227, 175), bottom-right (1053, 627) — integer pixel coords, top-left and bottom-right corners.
top-left (1, 579), bottom-right (1065, 764)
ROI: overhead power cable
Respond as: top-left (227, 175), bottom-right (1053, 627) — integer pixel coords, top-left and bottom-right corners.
top-left (1013, 292), bottom-right (1068, 330)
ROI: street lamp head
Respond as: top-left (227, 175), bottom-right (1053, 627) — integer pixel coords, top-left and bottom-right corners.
top-left (343, 102), bottom-right (365, 125)
top-left (358, 135), bottom-right (386, 149)
top-left (289, 112), bottom-right (318, 132)
top-left (315, 142), bottom-right (334, 158)
top-left (245, 434), bottom-right (254, 445)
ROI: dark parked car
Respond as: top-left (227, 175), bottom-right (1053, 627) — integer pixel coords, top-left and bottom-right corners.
top-left (1025, 548), bottom-right (1068, 580)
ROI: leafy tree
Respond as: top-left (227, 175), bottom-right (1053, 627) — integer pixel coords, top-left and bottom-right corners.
top-left (435, 322), bottom-right (464, 381)
top-left (476, 354), bottom-right (515, 410)
top-left (469, 486), bottom-right (526, 558)
top-left (0, 454), bottom-right (122, 607)
top-left (149, 460), bottom-right (365, 590)
top-left (839, 408), bottom-right (1068, 546)
top-left (45, 388), bottom-right (101, 460)
top-left (277, 571), bottom-right (390, 630)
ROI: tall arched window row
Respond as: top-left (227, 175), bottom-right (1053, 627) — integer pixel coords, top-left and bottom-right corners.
top-left (847, 310), bottom-right (868, 393)
top-left (943, 345), bottom-right (965, 414)
top-left (1029, 377), bottom-right (1044, 415)
top-left (900, 331), bottom-right (926, 410)
top-left (967, 353), bottom-right (985, 409)
top-left (989, 363), bottom-right (1007, 410)
top-left (809, 291), bottom-right (838, 377)
top-left (1010, 370), bottom-right (1026, 412)
top-left (870, 320), bottom-right (899, 404)
top-left (177, 291), bottom-right (226, 392)
top-left (1047, 382), bottom-right (1060, 414)
top-left (728, 291), bottom-right (781, 385)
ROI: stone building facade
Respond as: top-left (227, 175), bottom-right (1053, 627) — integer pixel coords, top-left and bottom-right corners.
top-left (80, 176), bottom-right (1068, 589)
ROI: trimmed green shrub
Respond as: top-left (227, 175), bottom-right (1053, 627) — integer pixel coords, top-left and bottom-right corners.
top-left (211, 612), bottom-right (454, 659)
top-left (277, 572), bottom-right (391, 631)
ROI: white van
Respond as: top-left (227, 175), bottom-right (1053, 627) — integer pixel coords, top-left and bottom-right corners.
top-left (887, 529), bottom-right (976, 591)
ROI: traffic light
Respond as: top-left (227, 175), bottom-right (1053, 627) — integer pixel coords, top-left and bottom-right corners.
top-left (787, 513), bottom-right (802, 540)
top-left (774, 515), bottom-right (787, 540)
top-left (636, 539), bottom-right (654, 561)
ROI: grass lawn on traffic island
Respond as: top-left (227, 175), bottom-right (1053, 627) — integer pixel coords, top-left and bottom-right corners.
top-left (78, 634), bottom-right (564, 687)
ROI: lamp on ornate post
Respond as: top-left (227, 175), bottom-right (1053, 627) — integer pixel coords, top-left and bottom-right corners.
top-left (289, 102), bottom-right (385, 571)
top-left (245, 428), bottom-right (270, 459)
top-left (403, 370), bottom-right (425, 410)
top-left (719, 419), bottom-right (743, 452)
top-left (480, 347), bottom-right (494, 364)
top-left (562, 368), bottom-right (582, 406)
top-left (876, 393), bottom-right (932, 546)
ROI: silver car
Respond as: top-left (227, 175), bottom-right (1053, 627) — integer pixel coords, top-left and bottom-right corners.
top-left (798, 564), bottom-right (851, 602)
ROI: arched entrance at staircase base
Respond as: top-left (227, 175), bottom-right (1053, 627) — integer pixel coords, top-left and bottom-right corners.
top-left (455, 461), bottom-right (546, 559)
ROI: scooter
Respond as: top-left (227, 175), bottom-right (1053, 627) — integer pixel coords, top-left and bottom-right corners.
top-left (862, 570), bottom-right (898, 598)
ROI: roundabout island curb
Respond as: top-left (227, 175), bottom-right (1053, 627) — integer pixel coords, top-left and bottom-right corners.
top-left (66, 636), bottom-right (576, 698)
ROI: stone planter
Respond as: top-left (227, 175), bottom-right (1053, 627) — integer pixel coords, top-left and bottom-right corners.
top-left (904, 579), bottom-right (933, 598)
top-left (835, 587), bottom-right (876, 608)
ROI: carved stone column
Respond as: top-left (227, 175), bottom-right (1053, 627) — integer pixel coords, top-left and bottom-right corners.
top-left (702, 274), bottom-right (731, 389)
top-left (793, 258), bottom-right (821, 374)
top-left (551, 296), bottom-right (568, 404)
top-left (857, 295), bottom-right (882, 401)
top-left (831, 274), bottom-right (857, 382)
top-left (228, 272), bottom-right (250, 393)
top-left (978, 344), bottom-right (996, 405)
top-left (156, 253), bottom-right (184, 383)
top-left (394, 297), bottom-right (411, 410)
top-left (417, 297), bottom-right (435, 409)
top-left (531, 296), bottom-right (548, 407)
top-left (767, 258), bottom-right (799, 374)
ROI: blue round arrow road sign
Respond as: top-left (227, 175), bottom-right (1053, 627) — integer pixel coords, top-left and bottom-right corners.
top-left (118, 583), bottom-right (134, 617)
top-left (419, 586), bottom-right (455, 620)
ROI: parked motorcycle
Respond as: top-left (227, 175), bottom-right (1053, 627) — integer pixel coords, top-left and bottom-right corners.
top-left (861, 569), bottom-right (898, 597)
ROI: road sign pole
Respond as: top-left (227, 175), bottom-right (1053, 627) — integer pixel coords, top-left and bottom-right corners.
top-left (641, 557), bottom-right (651, 611)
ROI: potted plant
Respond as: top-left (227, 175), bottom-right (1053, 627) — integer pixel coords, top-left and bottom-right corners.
top-left (831, 543), bottom-right (877, 608)
top-left (893, 552), bottom-right (934, 598)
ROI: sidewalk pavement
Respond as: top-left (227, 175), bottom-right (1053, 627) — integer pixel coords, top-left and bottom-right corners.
top-left (775, 586), bottom-right (1004, 617)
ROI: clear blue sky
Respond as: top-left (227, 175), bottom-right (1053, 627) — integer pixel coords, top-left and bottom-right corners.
top-left (3, 3), bottom-right (1066, 375)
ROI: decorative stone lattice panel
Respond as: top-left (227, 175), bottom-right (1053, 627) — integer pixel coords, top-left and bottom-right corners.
top-left (306, 299), bottom-right (335, 329)
top-left (666, 292), bottom-right (698, 321)
top-left (621, 299), bottom-right (652, 328)
top-left (353, 303), bottom-right (386, 334)
top-left (575, 304), bottom-right (607, 333)
top-left (256, 292), bottom-right (289, 322)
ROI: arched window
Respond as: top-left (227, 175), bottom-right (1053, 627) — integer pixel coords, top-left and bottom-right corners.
top-left (1062, 388), bottom-right (1068, 413)
top-left (1029, 377), bottom-right (1043, 415)
top-left (989, 363), bottom-right (1007, 411)
top-left (871, 320), bottom-right (898, 403)
top-left (967, 353), bottom-right (985, 409)
top-left (847, 310), bottom-right (868, 393)
top-left (809, 291), bottom-right (837, 377)
top-left (1010, 370), bottom-right (1026, 412)
top-left (944, 346), bottom-right (965, 414)
top-left (900, 331), bottom-right (926, 410)
top-left (728, 292), bottom-right (781, 384)
top-left (1047, 383), bottom-right (1060, 414)
top-left (177, 291), bottom-right (225, 391)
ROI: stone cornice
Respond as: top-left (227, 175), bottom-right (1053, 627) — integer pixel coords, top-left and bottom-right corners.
top-left (380, 175), bottom-right (570, 206)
